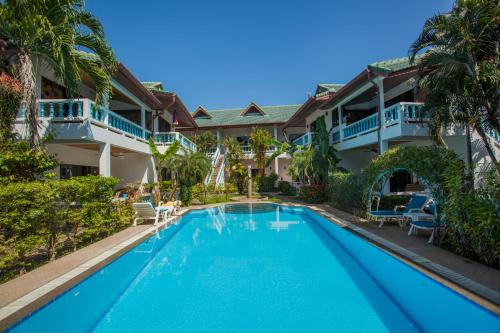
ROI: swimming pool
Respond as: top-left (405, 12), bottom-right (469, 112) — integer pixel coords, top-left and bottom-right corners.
top-left (6, 204), bottom-right (500, 332)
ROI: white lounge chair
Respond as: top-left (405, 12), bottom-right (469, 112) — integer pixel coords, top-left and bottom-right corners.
top-left (132, 202), bottom-right (173, 226)
top-left (367, 194), bottom-right (429, 228)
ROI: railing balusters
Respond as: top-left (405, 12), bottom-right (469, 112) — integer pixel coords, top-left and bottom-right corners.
top-left (39, 102), bottom-right (45, 117)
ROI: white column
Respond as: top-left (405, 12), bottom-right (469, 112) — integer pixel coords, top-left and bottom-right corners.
top-left (376, 77), bottom-right (386, 155)
top-left (99, 142), bottom-right (111, 177)
top-left (151, 156), bottom-right (158, 183)
top-left (338, 105), bottom-right (344, 141)
top-left (216, 128), bottom-right (221, 148)
top-left (102, 92), bottom-right (110, 124)
top-left (380, 140), bottom-right (389, 154)
top-left (153, 115), bottom-right (159, 132)
top-left (140, 107), bottom-right (146, 128)
top-left (273, 124), bottom-right (279, 176)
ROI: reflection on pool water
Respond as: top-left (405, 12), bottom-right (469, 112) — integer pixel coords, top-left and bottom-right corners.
top-left (7, 204), bottom-right (500, 332)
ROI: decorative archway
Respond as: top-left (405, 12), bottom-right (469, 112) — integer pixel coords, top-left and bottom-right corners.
top-left (366, 167), bottom-right (438, 213)
top-left (362, 146), bottom-right (463, 215)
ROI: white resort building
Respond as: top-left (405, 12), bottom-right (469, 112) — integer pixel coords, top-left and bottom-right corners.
top-left (14, 56), bottom-right (500, 191)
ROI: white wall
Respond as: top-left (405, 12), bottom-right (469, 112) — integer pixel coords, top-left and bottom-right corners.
top-left (111, 153), bottom-right (155, 188)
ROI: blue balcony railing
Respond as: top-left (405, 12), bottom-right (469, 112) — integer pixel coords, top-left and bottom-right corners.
top-left (108, 112), bottom-right (144, 139)
top-left (38, 99), bottom-right (84, 118)
top-left (154, 132), bottom-right (197, 151)
top-left (343, 113), bottom-right (378, 139)
top-left (331, 130), bottom-right (340, 143)
top-left (292, 132), bottom-right (314, 146)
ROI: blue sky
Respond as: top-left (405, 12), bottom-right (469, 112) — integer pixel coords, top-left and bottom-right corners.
top-left (87, 0), bottom-right (454, 111)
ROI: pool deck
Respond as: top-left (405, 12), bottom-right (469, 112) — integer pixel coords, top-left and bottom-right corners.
top-left (0, 199), bottom-right (499, 330)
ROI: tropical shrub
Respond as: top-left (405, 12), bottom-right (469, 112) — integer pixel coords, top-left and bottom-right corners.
top-left (258, 173), bottom-right (278, 192)
top-left (278, 181), bottom-right (296, 196)
top-left (327, 172), bottom-right (366, 216)
top-left (299, 184), bottom-right (326, 203)
top-left (443, 161), bottom-right (500, 267)
top-left (191, 182), bottom-right (238, 204)
top-left (191, 131), bottom-right (217, 152)
top-left (0, 140), bottom-right (58, 183)
top-left (0, 176), bottom-right (134, 282)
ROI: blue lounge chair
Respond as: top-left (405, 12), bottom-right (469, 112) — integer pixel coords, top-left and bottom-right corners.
top-left (367, 194), bottom-right (428, 228)
top-left (408, 217), bottom-right (446, 243)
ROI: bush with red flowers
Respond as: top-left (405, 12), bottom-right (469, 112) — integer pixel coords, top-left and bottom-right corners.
top-left (299, 184), bottom-right (326, 203)
top-left (0, 72), bottom-right (23, 143)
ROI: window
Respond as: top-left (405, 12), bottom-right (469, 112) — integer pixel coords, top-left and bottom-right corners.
top-left (60, 164), bottom-right (99, 179)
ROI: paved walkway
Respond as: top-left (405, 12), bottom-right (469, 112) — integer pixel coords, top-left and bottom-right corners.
top-left (0, 225), bottom-right (150, 308)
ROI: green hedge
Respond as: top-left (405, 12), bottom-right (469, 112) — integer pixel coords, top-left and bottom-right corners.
top-left (278, 181), bottom-right (296, 196)
top-left (0, 176), bottom-right (134, 282)
top-left (443, 162), bottom-right (500, 267)
top-left (327, 172), bottom-right (366, 215)
top-left (258, 173), bottom-right (278, 192)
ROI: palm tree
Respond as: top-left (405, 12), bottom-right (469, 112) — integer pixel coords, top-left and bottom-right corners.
top-left (149, 138), bottom-right (180, 202)
top-left (171, 149), bottom-right (211, 205)
top-left (409, 0), bottom-right (500, 170)
top-left (0, 0), bottom-right (118, 147)
top-left (248, 127), bottom-right (272, 176)
top-left (288, 145), bottom-right (315, 185)
top-left (313, 117), bottom-right (340, 183)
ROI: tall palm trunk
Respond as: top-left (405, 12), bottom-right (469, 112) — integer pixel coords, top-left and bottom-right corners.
top-left (18, 51), bottom-right (39, 147)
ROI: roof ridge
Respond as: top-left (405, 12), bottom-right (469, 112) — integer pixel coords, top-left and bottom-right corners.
top-left (202, 103), bottom-right (302, 113)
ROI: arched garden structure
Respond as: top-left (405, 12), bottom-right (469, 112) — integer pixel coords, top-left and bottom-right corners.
top-left (363, 146), bottom-right (463, 218)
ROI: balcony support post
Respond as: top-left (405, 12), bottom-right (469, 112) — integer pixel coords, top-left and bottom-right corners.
top-left (99, 142), bottom-right (111, 177)
top-left (140, 106), bottom-right (146, 138)
top-left (375, 77), bottom-right (385, 155)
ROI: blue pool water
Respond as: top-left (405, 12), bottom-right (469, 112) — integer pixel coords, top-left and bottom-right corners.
top-left (7, 204), bottom-right (500, 332)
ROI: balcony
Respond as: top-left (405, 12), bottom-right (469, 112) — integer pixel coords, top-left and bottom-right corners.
top-left (329, 102), bottom-right (434, 151)
top-left (16, 98), bottom-right (196, 153)
top-left (241, 145), bottom-right (277, 156)
top-left (292, 132), bottom-right (315, 146)
top-left (153, 132), bottom-right (196, 151)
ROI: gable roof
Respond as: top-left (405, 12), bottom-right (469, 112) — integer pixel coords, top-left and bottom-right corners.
top-left (193, 106), bottom-right (212, 119)
top-left (241, 102), bottom-right (266, 116)
top-left (315, 84), bottom-right (344, 96)
top-left (192, 104), bottom-right (302, 128)
top-left (142, 81), bottom-right (165, 92)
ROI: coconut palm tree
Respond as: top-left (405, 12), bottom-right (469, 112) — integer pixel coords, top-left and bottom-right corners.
top-left (248, 127), bottom-right (272, 176)
top-left (409, 0), bottom-right (500, 170)
top-left (0, 0), bottom-right (117, 147)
